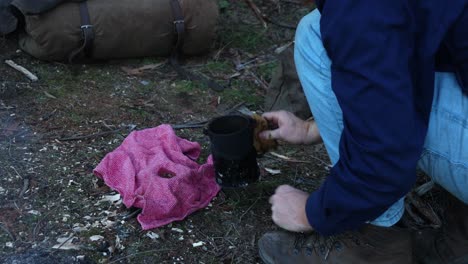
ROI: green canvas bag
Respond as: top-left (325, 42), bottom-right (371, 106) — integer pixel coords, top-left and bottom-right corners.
top-left (16, 0), bottom-right (218, 62)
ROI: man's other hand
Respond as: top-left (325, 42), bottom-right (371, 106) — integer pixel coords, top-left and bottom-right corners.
top-left (269, 185), bottom-right (313, 232)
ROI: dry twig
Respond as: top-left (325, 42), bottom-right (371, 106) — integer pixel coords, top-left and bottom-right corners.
top-left (4, 60), bottom-right (38, 82)
top-left (239, 197), bottom-right (261, 220)
top-left (0, 223), bottom-right (15, 241)
top-left (171, 101), bottom-right (246, 130)
top-left (245, 0), bottom-right (268, 28)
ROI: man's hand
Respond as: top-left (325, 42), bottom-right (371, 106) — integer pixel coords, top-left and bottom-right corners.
top-left (259, 111), bottom-right (321, 145)
top-left (269, 185), bottom-right (313, 232)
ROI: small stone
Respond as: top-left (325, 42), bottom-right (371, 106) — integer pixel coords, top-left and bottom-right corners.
top-left (192, 241), bottom-right (205, 247)
top-left (90, 235), bottom-right (104, 241)
top-left (146, 232), bottom-right (159, 240)
top-left (171, 228), bottom-right (184, 233)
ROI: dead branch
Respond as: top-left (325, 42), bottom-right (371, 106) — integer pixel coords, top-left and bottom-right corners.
top-left (245, 0), bottom-right (268, 28)
top-left (246, 70), bottom-right (269, 90)
top-left (171, 101), bottom-right (246, 130)
top-left (4, 60), bottom-right (38, 82)
top-left (239, 197), bottom-right (260, 220)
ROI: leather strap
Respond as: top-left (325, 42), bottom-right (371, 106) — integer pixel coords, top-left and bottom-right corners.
top-left (170, 0), bottom-right (185, 57)
top-left (68, 1), bottom-right (94, 63)
top-left (168, 0), bottom-right (224, 91)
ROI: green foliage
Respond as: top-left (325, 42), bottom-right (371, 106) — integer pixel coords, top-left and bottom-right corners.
top-left (218, 0), bottom-right (229, 10)
top-left (219, 24), bottom-right (271, 52)
top-left (257, 61), bottom-right (278, 82)
top-left (222, 79), bottom-right (262, 106)
top-left (174, 80), bottom-right (198, 93)
top-left (204, 60), bottom-right (232, 73)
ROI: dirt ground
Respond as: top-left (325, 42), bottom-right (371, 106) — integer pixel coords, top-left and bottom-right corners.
top-left (0, 1), bottom-right (446, 263)
top-left (0, 1), bottom-right (329, 263)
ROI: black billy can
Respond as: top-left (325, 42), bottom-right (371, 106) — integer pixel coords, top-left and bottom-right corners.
top-left (205, 115), bottom-right (259, 188)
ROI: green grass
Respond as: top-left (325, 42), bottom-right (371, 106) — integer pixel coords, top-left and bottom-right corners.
top-left (218, 23), bottom-right (272, 52)
top-left (204, 60), bottom-right (233, 73)
top-left (173, 80), bottom-right (209, 94)
top-left (34, 63), bottom-right (122, 99)
top-left (257, 61), bottom-right (278, 82)
top-left (136, 81), bottom-right (155, 94)
top-left (222, 79), bottom-right (263, 106)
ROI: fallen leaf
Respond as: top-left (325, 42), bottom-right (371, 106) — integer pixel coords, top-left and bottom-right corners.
top-left (146, 232), bottom-right (160, 240)
top-left (98, 193), bottom-right (121, 205)
top-left (52, 236), bottom-right (80, 250)
top-left (43, 91), bottom-right (57, 99)
top-left (171, 228), bottom-right (184, 233)
top-left (115, 235), bottom-right (125, 250)
top-left (264, 168), bottom-right (281, 175)
top-left (27, 210), bottom-right (41, 215)
top-left (89, 235), bottom-right (104, 241)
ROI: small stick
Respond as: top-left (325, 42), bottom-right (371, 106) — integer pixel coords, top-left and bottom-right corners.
top-left (121, 208), bottom-right (142, 220)
top-left (171, 101), bottom-right (246, 130)
top-left (264, 16), bottom-right (297, 29)
top-left (239, 197), bottom-right (260, 220)
top-left (247, 70), bottom-right (269, 90)
top-left (55, 235), bottom-right (75, 250)
top-left (18, 177), bottom-right (30, 197)
top-left (245, 0), bottom-right (268, 28)
top-left (0, 223), bottom-right (16, 241)
top-left (5, 60), bottom-right (38, 82)
top-left (274, 41), bottom-right (294, 54)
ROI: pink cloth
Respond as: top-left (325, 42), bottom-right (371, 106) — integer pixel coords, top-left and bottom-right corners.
top-left (93, 125), bottom-right (220, 230)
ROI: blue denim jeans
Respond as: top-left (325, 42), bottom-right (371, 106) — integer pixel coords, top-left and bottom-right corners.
top-left (295, 10), bottom-right (468, 227)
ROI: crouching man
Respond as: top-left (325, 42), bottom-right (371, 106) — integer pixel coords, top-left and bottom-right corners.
top-left (258, 1), bottom-right (468, 263)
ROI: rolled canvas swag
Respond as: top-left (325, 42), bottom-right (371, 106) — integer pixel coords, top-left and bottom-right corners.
top-left (11, 0), bottom-right (218, 61)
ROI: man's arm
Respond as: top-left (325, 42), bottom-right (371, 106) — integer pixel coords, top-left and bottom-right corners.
top-left (306, 0), bottom-right (429, 235)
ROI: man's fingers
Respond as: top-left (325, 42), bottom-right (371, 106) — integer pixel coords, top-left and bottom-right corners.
top-left (259, 129), bottom-right (281, 140)
top-left (262, 111), bottom-right (279, 120)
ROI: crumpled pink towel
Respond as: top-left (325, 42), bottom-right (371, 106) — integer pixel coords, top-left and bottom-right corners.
top-left (93, 124), bottom-right (220, 230)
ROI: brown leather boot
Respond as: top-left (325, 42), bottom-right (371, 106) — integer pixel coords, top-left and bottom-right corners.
top-left (258, 224), bottom-right (412, 264)
top-left (416, 195), bottom-right (468, 264)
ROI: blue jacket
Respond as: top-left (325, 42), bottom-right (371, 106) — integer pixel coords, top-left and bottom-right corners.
top-left (306, 0), bottom-right (468, 235)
